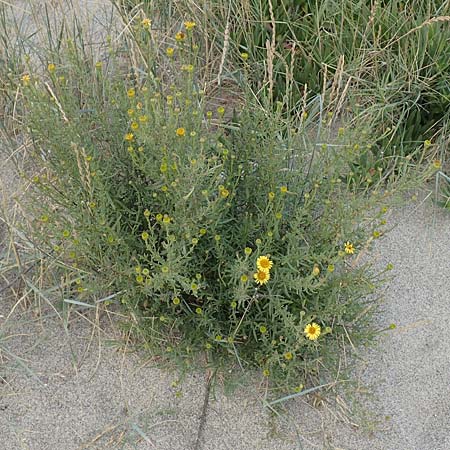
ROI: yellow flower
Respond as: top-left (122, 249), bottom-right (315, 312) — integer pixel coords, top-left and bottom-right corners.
top-left (173, 297), bottom-right (180, 305)
top-left (344, 241), bottom-right (355, 254)
top-left (240, 274), bottom-right (248, 283)
top-left (166, 47), bottom-right (175, 57)
top-left (131, 122), bottom-right (139, 130)
top-left (259, 325), bottom-right (267, 334)
top-left (312, 265), bottom-right (320, 276)
top-left (175, 31), bottom-right (186, 42)
top-left (244, 247), bottom-right (252, 256)
top-left (176, 127), bottom-right (186, 137)
top-left (141, 231), bottom-right (149, 241)
top-left (220, 188), bottom-right (229, 198)
top-left (47, 63), bottom-right (56, 73)
top-left (95, 61), bottom-right (102, 69)
top-left (433, 160), bottom-right (442, 169)
top-left (280, 186), bottom-right (288, 193)
top-left (268, 192), bottom-right (275, 201)
top-left (124, 133), bottom-right (134, 142)
top-left (263, 369), bottom-right (270, 377)
top-left (304, 323), bottom-right (321, 341)
top-left (327, 264), bottom-right (335, 273)
top-left (127, 88), bottom-right (135, 98)
top-left (217, 106), bottom-right (225, 116)
top-left (256, 255), bottom-right (273, 273)
top-left (21, 74), bottom-right (31, 86)
top-left (181, 64), bottom-right (194, 73)
top-left (136, 275), bottom-right (144, 284)
top-left (240, 52), bottom-right (249, 61)
top-left (139, 115), bottom-right (148, 123)
top-left (141, 18), bottom-right (152, 29)
top-left (184, 21), bottom-right (196, 30)
top-left (284, 351), bottom-right (293, 360)
top-left (254, 270), bottom-right (270, 285)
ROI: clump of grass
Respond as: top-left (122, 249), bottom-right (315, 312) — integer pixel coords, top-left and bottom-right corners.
top-left (123, 0), bottom-right (450, 162)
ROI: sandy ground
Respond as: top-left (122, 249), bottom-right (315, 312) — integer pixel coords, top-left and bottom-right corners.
top-left (2, 186), bottom-right (450, 450)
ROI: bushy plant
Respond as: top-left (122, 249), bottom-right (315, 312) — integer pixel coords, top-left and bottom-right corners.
top-left (16, 20), bottom-right (405, 394)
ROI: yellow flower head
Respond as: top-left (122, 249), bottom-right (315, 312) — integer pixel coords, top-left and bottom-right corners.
top-left (124, 133), bottom-right (134, 142)
top-left (254, 270), bottom-right (270, 285)
top-left (433, 160), bottom-right (442, 170)
top-left (240, 274), bottom-right (248, 283)
top-left (184, 21), bottom-right (196, 31)
top-left (256, 255), bottom-right (273, 273)
top-left (220, 188), bottom-right (230, 198)
top-left (141, 18), bottom-right (152, 29)
top-left (175, 31), bottom-right (186, 42)
top-left (284, 351), bottom-right (293, 360)
top-left (166, 47), bottom-right (175, 57)
top-left (47, 63), bottom-right (56, 73)
top-left (176, 127), bottom-right (186, 137)
top-left (127, 88), bottom-right (135, 98)
top-left (240, 52), bottom-right (249, 61)
top-left (21, 74), bottom-right (31, 86)
top-left (181, 64), bottom-right (194, 73)
top-left (280, 186), bottom-right (288, 193)
top-left (131, 122), bottom-right (139, 130)
top-left (304, 323), bottom-right (321, 341)
top-left (344, 241), bottom-right (355, 254)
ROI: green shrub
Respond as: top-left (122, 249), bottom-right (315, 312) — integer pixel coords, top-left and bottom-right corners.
top-left (16, 22), bottom-right (404, 393)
